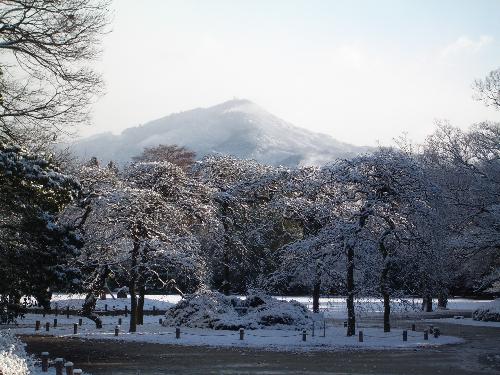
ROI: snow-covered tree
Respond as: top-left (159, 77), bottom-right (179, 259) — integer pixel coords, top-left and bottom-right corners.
top-left (69, 160), bottom-right (213, 331)
top-left (0, 141), bottom-right (81, 322)
top-left (193, 155), bottom-right (284, 295)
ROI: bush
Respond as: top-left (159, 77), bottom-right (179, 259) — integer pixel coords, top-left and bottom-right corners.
top-left (472, 299), bottom-right (500, 322)
top-left (163, 289), bottom-right (310, 330)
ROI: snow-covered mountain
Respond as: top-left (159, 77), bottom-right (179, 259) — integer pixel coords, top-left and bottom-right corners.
top-left (70, 99), bottom-right (371, 166)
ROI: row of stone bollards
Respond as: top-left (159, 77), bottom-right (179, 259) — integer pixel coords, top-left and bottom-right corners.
top-left (41, 352), bottom-right (84, 374)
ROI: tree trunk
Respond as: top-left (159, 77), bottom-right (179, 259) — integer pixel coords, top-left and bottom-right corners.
top-left (422, 295), bottom-right (433, 312)
top-left (379, 238), bottom-right (391, 332)
top-left (438, 291), bottom-right (448, 309)
top-left (129, 281), bottom-right (137, 333)
top-left (129, 233), bottom-right (141, 333)
top-left (81, 267), bottom-right (110, 327)
top-left (382, 291), bottom-right (391, 332)
top-left (222, 251), bottom-right (231, 296)
top-left (137, 285), bottom-right (145, 325)
top-left (312, 281), bottom-right (321, 313)
top-left (346, 244), bottom-right (356, 336)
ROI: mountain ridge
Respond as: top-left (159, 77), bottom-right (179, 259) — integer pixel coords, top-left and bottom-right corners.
top-left (69, 99), bottom-right (371, 166)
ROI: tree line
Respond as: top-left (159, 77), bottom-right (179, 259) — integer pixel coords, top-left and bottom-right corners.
top-left (0, 1), bottom-right (498, 335)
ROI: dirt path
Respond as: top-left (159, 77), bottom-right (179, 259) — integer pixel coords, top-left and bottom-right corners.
top-left (22, 321), bottom-right (500, 375)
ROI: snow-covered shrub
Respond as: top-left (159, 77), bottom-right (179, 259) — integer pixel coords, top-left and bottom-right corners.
top-left (472, 299), bottom-right (500, 322)
top-left (163, 290), bottom-right (310, 330)
top-left (0, 330), bottom-right (35, 375)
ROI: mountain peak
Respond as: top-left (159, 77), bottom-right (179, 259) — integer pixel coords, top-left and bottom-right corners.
top-left (70, 100), bottom-right (371, 166)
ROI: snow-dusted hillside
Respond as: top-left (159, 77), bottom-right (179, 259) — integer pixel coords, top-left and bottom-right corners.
top-left (69, 99), bottom-right (371, 166)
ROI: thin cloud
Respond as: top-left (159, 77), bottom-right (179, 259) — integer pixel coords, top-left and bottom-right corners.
top-left (440, 35), bottom-right (493, 59)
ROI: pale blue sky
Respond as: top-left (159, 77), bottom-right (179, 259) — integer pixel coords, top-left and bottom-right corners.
top-left (87, 0), bottom-right (500, 146)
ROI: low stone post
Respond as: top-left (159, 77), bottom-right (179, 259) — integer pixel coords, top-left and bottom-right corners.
top-left (73, 323), bottom-right (78, 334)
top-left (358, 331), bottom-right (364, 342)
top-left (403, 330), bottom-right (408, 342)
top-left (176, 327), bottom-right (180, 339)
top-left (35, 320), bottom-right (40, 331)
top-left (45, 322), bottom-right (50, 332)
top-left (302, 329), bottom-right (307, 342)
top-left (41, 352), bottom-right (49, 372)
top-left (54, 358), bottom-right (64, 375)
top-left (239, 328), bottom-right (244, 340)
top-left (64, 361), bottom-right (74, 375)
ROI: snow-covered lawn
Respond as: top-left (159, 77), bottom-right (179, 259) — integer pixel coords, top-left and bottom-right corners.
top-left (42, 293), bottom-right (178, 312)
top-left (424, 317), bottom-right (500, 328)
top-left (8, 313), bottom-right (464, 352)
top-left (42, 294), bottom-right (490, 318)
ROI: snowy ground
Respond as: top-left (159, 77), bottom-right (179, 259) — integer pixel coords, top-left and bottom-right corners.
top-left (7, 313), bottom-right (464, 352)
top-left (424, 317), bottom-right (500, 328)
top-left (42, 293), bottom-right (491, 318)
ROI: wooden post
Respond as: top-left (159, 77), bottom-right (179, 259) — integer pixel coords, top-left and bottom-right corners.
top-left (159, 318), bottom-right (162, 325)
top-left (124, 305), bottom-right (128, 317)
top-left (403, 330), bottom-right (408, 342)
top-left (43, 312), bottom-right (46, 318)
top-left (96, 320), bottom-right (102, 329)
top-left (66, 306), bottom-right (70, 319)
top-left (429, 325), bottom-right (434, 334)
top-left (45, 322), bottom-right (50, 332)
top-left (176, 327), bottom-right (180, 339)
top-left (153, 306), bottom-right (156, 315)
top-left (64, 361), bottom-right (74, 375)
top-left (411, 323), bottom-right (416, 331)
top-left (54, 358), bottom-right (64, 375)
top-left (424, 330), bottom-right (428, 340)
top-left (323, 320), bottom-right (326, 337)
top-left (239, 328), bottom-right (244, 340)
top-left (73, 323), bottom-right (78, 334)
top-left (78, 318), bottom-right (82, 326)
top-left (302, 329), bottom-right (307, 342)
top-left (35, 320), bottom-right (40, 331)
top-left (53, 318), bottom-right (57, 328)
top-left (118, 317), bottom-right (122, 325)
top-left (41, 352), bottom-right (49, 372)
top-left (115, 325), bottom-right (119, 336)
top-left (358, 331), bottom-right (364, 342)
top-left (55, 307), bottom-right (58, 316)
top-left (104, 304), bottom-right (108, 312)
top-left (312, 321), bottom-right (315, 337)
